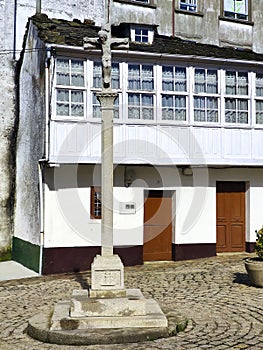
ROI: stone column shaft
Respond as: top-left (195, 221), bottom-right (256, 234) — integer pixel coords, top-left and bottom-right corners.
top-left (96, 91), bottom-right (117, 256)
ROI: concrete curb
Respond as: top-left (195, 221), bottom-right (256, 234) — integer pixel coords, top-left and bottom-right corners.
top-left (27, 309), bottom-right (188, 345)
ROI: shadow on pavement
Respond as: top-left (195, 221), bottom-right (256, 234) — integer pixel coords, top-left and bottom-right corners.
top-left (233, 272), bottom-right (251, 286)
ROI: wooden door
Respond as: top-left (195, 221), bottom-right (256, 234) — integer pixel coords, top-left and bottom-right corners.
top-left (143, 190), bottom-right (172, 261)
top-left (216, 182), bottom-right (245, 253)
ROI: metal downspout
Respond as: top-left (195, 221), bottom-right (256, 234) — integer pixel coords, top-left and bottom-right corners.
top-left (13, 0), bottom-right (17, 59)
top-left (38, 163), bottom-right (44, 275)
top-left (36, 0), bottom-right (41, 14)
top-left (172, 0), bottom-right (175, 37)
top-left (38, 48), bottom-right (51, 274)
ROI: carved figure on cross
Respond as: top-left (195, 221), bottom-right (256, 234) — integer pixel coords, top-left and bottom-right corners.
top-left (84, 23), bottom-right (129, 89)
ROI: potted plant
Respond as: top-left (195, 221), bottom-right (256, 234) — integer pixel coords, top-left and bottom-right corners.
top-left (245, 227), bottom-right (263, 287)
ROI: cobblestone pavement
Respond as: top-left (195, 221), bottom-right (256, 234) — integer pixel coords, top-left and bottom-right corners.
top-left (0, 254), bottom-right (263, 349)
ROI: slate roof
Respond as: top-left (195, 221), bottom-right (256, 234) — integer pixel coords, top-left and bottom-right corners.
top-left (31, 13), bottom-right (263, 63)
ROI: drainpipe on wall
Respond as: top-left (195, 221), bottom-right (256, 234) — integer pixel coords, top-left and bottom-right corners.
top-left (172, 0), bottom-right (175, 37)
top-left (36, 0), bottom-right (41, 14)
top-left (38, 162), bottom-right (44, 275)
top-left (13, 0), bottom-right (17, 59)
top-left (37, 46), bottom-right (52, 274)
top-left (45, 46), bottom-right (51, 162)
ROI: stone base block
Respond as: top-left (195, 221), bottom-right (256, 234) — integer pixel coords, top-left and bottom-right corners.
top-left (50, 289), bottom-right (167, 330)
top-left (70, 289), bottom-right (146, 317)
top-left (89, 288), bottom-right (126, 298)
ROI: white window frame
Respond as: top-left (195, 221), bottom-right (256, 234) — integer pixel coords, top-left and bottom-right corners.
top-left (223, 70), bottom-right (250, 125)
top-left (193, 68), bottom-right (219, 124)
top-left (179, 0), bottom-right (198, 12)
top-left (223, 0), bottom-right (249, 21)
top-left (53, 57), bottom-right (86, 121)
top-left (160, 64), bottom-right (188, 123)
top-left (130, 26), bottom-right (154, 44)
top-left (123, 63), bottom-right (156, 123)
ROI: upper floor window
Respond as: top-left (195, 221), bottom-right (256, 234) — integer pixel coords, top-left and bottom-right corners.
top-left (128, 64), bottom-right (154, 120)
top-left (194, 69), bottom-right (218, 122)
top-left (162, 66), bottom-right (187, 92)
top-left (162, 66), bottom-right (187, 121)
top-left (55, 58), bottom-right (85, 118)
top-left (130, 26), bottom-right (154, 44)
top-left (180, 0), bottom-right (197, 12)
top-left (225, 71), bottom-right (248, 124)
top-left (223, 0), bottom-right (249, 21)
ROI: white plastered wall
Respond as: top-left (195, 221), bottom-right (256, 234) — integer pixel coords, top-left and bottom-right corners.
top-left (43, 170), bottom-right (144, 248)
top-left (174, 186), bottom-right (216, 245)
top-left (43, 165), bottom-right (263, 249)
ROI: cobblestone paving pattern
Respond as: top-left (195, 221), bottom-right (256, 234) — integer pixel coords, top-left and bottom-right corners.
top-left (0, 254), bottom-right (263, 349)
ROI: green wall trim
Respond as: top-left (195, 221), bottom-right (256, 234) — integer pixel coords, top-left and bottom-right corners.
top-left (12, 237), bottom-right (40, 273)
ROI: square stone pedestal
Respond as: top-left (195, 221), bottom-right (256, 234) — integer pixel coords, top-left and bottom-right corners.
top-left (90, 254), bottom-right (126, 298)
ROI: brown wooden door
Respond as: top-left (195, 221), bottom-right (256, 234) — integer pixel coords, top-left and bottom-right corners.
top-left (143, 190), bottom-right (172, 261)
top-left (216, 182), bottom-right (245, 253)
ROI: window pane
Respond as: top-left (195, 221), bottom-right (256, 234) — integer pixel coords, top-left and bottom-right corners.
top-left (226, 71), bottom-right (236, 94)
top-left (57, 89), bottom-right (69, 116)
top-left (92, 93), bottom-right (101, 118)
top-left (142, 65), bottom-right (154, 90)
top-left (195, 69), bottom-right (206, 93)
top-left (57, 103), bottom-right (69, 116)
top-left (237, 72), bottom-right (248, 95)
top-left (111, 63), bottom-right (120, 89)
top-left (57, 59), bottom-right (70, 85)
top-left (194, 96), bottom-right (218, 122)
top-left (224, 0), bottom-right (248, 20)
top-left (71, 91), bottom-right (83, 103)
top-left (128, 64), bottom-right (140, 89)
top-left (256, 74), bottom-right (263, 97)
top-left (180, 0), bottom-right (197, 12)
top-left (71, 104), bottom-right (84, 117)
top-left (256, 100), bottom-right (263, 124)
top-left (93, 62), bottom-right (102, 88)
top-left (57, 89), bottom-right (69, 102)
top-left (71, 60), bottom-right (84, 87)
top-left (207, 70), bottom-right (218, 93)
top-left (113, 95), bottom-right (119, 119)
top-left (162, 66), bottom-right (173, 91)
top-left (175, 68), bottom-right (187, 91)
top-left (225, 98), bottom-right (248, 123)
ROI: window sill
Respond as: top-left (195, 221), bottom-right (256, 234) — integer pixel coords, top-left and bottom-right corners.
top-left (113, 0), bottom-right (156, 9)
top-left (175, 9), bottom-right (204, 17)
top-left (219, 16), bottom-right (254, 26)
top-left (51, 117), bottom-right (87, 122)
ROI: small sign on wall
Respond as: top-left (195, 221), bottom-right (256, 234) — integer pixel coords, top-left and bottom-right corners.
top-left (119, 202), bottom-right (136, 214)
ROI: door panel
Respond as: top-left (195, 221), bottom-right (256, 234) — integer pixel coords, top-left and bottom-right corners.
top-left (216, 182), bottom-right (245, 253)
top-left (217, 225), bottom-right (227, 249)
top-left (231, 224), bottom-right (244, 247)
top-left (143, 191), bottom-right (172, 261)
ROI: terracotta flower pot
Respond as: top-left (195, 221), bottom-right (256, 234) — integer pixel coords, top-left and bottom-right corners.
top-left (245, 258), bottom-right (263, 288)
